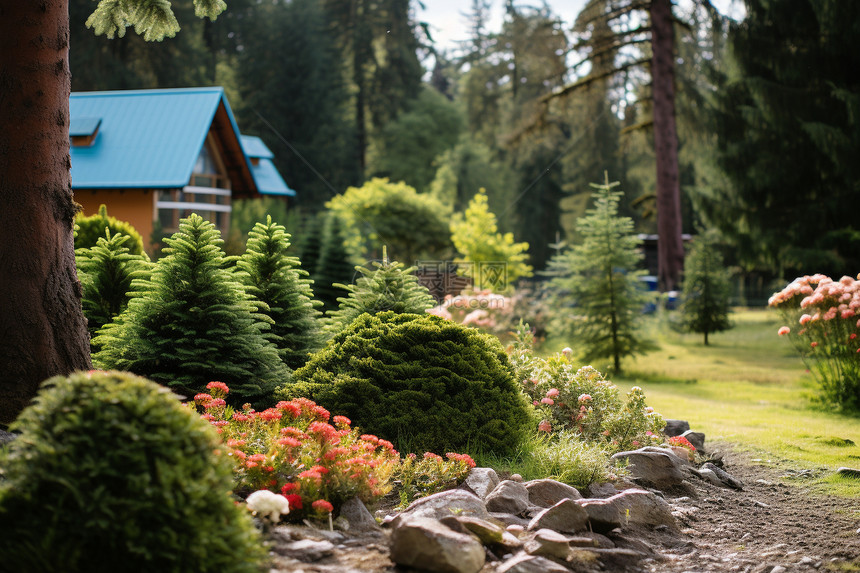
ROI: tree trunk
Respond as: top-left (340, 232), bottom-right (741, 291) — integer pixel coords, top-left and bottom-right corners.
top-left (0, 0), bottom-right (92, 426)
top-left (650, 0), bottom-right (684, 292)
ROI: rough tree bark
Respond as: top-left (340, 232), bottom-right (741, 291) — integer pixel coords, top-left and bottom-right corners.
top-left (650, 0), bottom-right (685, 292)
top-left (0, 0), bottom-right (92, 426)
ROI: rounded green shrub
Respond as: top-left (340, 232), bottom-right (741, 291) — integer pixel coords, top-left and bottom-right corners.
top-left (0, 371), bottom-right (264, 573)
top-left (281, 312), bottom-right (531, 455)
top-left (75, 204), bottom-right (147, 258)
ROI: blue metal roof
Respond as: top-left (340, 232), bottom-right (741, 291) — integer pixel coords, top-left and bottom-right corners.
top-left (240, 135), bottom-right (295, 196)
top-left (70, 87), bottom-right (291, 198)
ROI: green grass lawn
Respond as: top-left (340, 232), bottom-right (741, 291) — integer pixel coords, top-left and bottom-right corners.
top-left (602, 308), bottom-right (860, 497)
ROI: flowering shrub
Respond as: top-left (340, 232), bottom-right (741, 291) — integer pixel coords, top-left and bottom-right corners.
top-left (769, 274), bottom-right (860, 410)
top-left (668, 435), bottom-right (697, 455)
top-left (195, 381), bottom-right (399, 521)
top-left (509, 323), bottom-right (665, 452)
top-left (396, 452), bottom-right (476, 508)
top-left (428, 290), bottom-right (513, 335)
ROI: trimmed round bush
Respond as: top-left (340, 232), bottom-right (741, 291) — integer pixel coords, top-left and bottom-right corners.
top-left (0, 371), bottom-right (264, 573)
top-left (75, 204), bottom-right (147, 257)
top-left (281, 311), bottom-right (531, 455)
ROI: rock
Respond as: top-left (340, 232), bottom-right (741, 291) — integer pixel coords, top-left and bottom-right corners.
top-left (770, 566), bottom-right (787, 573)
top-left (0, 429), bottom-right (16, 445)
top-left (527, 498), bottom-right (589, 534)
top-left (490, 512), bottom-right (531, 528)
top-left (583, 547), bottom-right (647, 568)
top-left (523, 528), bottom-right (574, 560)
top-left (510, 474), bottom-right (524, 482)
top-left (585, 482), bottom-right (619, 498)
top-left (575, 532), bottom-right (615, 548)
top-left (611, 449), bottom-right (686, 490)
top-left (681, 430), bottom-right (706, 452)
top-left (663, 419), bottom-right (690, 437)
top-left (669, 446), bottom-right (693, 463)
top-left (450, 516), bottom-right (506, 545)
top-left (578, 488), bottom-right (678, 532)
top-left (401, 489), bottom-right (490, 521)
top-left (274, 538), bottom-right (336, 562)
top-left (506, 524), bottom-right (525, 536)
top-left (485, 480), bottom-right (530, 515)
top-left (696, 468), bottom-right (726, 488)
top-left (339, 497), bottom-right (379, 532)
top-left (702, 462), bottom-right (744, 490)
top-left (495, 553), bottom-right (572, 573)
top-left (525, 478), bottom-right (583, 508)
top-left (390, 516), bottom-right (486, 573)
top-left (464, 467), bottom-right (501, 499)
top-left (836, 467), bottom-right (860, 479)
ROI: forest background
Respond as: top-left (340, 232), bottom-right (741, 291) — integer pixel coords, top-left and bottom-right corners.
top-left (68, 0), bottom-right (860, 302)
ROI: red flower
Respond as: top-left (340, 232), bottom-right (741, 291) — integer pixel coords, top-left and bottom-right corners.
top-left (285, 494), bottom-right (303, 510)
top-left (206, 381), bottom-right (230, 394)
top-left (312, 499), bottom-right (334, 513)
top-left (281, 482), bottom-right (299, 495)
top-left (259, 408), bottom-right (283, 422)
top-left (333, 415), bottom-right (351, 427)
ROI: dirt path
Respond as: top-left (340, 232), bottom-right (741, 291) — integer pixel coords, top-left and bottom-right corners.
top-left (652, 445), bottom-right (860, 573)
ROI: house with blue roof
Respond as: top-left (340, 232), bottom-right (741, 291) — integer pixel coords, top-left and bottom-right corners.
top-left (70, 86), bottom-right (294, 255)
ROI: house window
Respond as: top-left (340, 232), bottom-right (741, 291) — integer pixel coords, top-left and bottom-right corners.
top-left (156, 136), bottom-right (232, 235)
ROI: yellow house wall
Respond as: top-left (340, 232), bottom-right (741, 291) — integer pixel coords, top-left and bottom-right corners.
top-left (74, 190), bottom-right (156, 255)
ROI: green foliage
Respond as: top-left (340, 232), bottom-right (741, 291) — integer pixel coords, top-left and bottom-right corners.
top-left (74, 204), bottom-right (147, 258)
top-left (304, 211), bottom-right (355, 312)
top-left (324, 249), bottom-right (436, 336)
top-left (0, 371), bottom-right (263, 573)
top-left (702, 0), bottom-right (860, 277)
top-left (225, 197), bottom-right (293, 255)
top-left (678, 232), bottom-right (733, 344)
top-left (396, 452), bottom-right (475, 508)
top-left (75, 229), bottom-right (152, 340)
top-left (326, 178), bottom-right (452, 263)
top-left (281, 311), bottom-right (532, 455)
top-left (236, 216), bottom-right (323, 370)
top-left (85, 0), bottom-right (225, 41)
top-left (545, 175), bottom-right (654, 373)
top-left (93, 214), bottom-right (289, 403)
top-left (451, 189), bottom-right (533, 291)
top-left (367, 86), bottom-right (464, 192)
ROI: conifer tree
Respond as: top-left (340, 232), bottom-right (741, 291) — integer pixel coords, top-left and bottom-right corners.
top-left (678, 232), bottom-right (732, 345)
top-left (545, 174), bottom-right (653, 373)
top-left (309, 211), bottom-right (356, 312)
top-left (236, 216), bottom-right (323, 370)
top-left (93, 214), bottom-right (289, 402)
top-left (451, 189), bottom-right (533, 292)
top-left (76, 229), bottom-right (152, 341)
top-left (324, 248), bottom-right (436, 336)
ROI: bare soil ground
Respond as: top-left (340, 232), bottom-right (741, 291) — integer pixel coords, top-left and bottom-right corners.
top-left (268, 444), bottom-right (860, 573)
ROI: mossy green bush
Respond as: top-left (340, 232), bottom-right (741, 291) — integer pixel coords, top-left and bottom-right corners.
top-left (281, 311), bottom-right (531, 455)
top-left (0, 371), bottom-right (264, 573)
top-left (75, 204), bottom-right (147, 257)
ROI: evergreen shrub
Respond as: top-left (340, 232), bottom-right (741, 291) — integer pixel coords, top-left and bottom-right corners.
top-left (74, 204), bottom-right (147, 257)
top-left (281, 311), bottom-right (531, 455)
top-left (0, 371), bottom-right (263, 573)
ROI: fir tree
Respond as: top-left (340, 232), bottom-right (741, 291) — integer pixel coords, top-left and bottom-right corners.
top-left (545, 174), bottom-right (654, 373)
top-left (678, 232), bottom-right (732, 345)
top-left (309, 212), bottom-right (356, 312)
top-left (324, 248), bottom-right (436, 336)
top-left (76, 229), bottom-right (152, 342)
top-left (236, 216), bottom-right (324, 370)
top-left (93, 214), bottom-right (289, 403)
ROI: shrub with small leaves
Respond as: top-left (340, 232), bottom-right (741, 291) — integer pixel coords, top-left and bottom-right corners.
top-left (75, 204), bottom-right (147, 257)
top-left (283, 311), bottom-right (532, 455)
top-left (396, 452), bottom-right (476, 508)
top-left (0, 371), bottom-right (264, 573)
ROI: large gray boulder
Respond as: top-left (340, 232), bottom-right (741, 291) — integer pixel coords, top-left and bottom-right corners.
top-left (611, 448), bottom-right (686, 490)
top-left (526, 498), bottom-right (589, 534)
top-left (496, 553), bottom-right (572, 573)
top-left (485, 480), bottom-right (530, 515)
top-left (663, 419), bottom-right (690, 437)
top-left (577, 488), bottom-right (678, 532)
top-left (681, 429), bottom-right (706, 452)
top-left (390, 516), bottom-right (486, 573)
top-left (339, 497), bottom-right (380, 532)
top-left (401, 489), bottom-right (490, 521)
top-left (524, 478), bottom-right (583, 508)
top-left (463, 467), bottom-right (501, 499)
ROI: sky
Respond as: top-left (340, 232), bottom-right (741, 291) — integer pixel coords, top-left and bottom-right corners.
top-left (416, 0), bottom-right (745, 52)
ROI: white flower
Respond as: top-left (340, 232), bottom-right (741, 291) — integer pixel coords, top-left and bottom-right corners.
top-left (561, 347), bottom-right (573, 359)
top-left (246, 490), bottom-right (290, 522)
